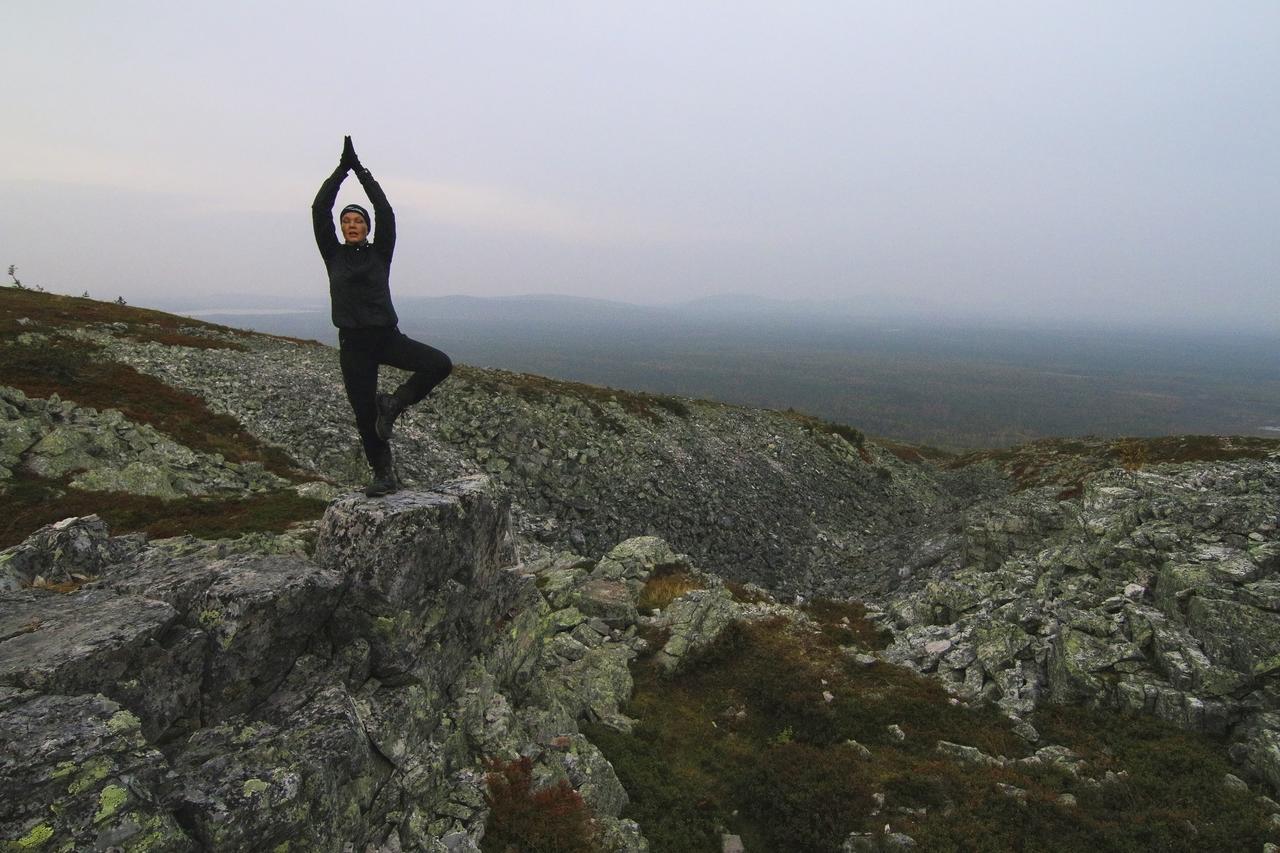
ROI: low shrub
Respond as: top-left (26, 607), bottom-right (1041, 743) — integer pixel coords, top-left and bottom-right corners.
top-left (0, 472), bottom-right (326, 548)
top-left (482, 757), bottom-right (601, 853)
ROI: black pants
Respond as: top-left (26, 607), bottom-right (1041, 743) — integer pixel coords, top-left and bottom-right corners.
top-left (339, 326), bottom-right (452, 464)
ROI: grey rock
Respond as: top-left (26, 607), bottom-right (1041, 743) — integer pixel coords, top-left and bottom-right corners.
top-left (654, 586), bottom-right (740, 673)
top-left (0, 514), bottom-right (145, 591)
top-left (577, 578), bottom-right (639, 628)
top-left (316, 476), bottom-right (518, 682)
top-left (0, 589), bottom-right (200, 741)
top-left (0, 691), bottom-right (194, 852)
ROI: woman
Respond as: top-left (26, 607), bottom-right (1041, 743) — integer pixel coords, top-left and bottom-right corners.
top-left (313, 136), bottom-right (452, 496)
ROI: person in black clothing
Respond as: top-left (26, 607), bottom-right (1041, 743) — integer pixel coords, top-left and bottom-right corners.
top-left (313, 136), bottom-right (452, 496)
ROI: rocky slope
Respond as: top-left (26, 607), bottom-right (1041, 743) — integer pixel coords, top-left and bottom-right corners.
top-left (54, 313), bottom-right (959, 590)
top-left (5, 289), bottom-right (1280, 850)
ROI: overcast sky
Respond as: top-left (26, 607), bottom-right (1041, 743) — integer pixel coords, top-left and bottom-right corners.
top-left (3, 2), bottom-right (1277, 330)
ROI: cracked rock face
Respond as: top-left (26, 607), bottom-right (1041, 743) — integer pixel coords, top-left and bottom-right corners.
top-left (0, 481), bottom-right (672, 851)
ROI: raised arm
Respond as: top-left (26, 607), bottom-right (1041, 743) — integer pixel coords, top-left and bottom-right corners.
top-left (311, 163), bottom-right (348, 259)
top-left (355, 163), bottom-right (396, 261)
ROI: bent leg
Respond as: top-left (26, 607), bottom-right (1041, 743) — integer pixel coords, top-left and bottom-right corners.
top-left (339, 334), bottom-right (387, 464)
top-left (379, 331), bottom-right (453, 406)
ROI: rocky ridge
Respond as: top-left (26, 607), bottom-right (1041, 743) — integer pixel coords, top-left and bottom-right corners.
top-left (1, 479), bottom-right (712, 851)
top-left (6, 293), bottom-right (1280, 847)
top-left (1, 385), bottom-right (290, 502)
top-left (69, 320), bottom-right (959, 591)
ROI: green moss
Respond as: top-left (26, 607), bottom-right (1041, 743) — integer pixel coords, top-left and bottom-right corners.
top-left (66, 755), bottom-right (112, 795)
top-left (242, 778), bottom-right (270, 797)
top-left (13, 823), bottom-right (54, 849)
top-left (93, 784), bottom-right (128, 823)
top-left (106, 710), bottom-right (141, 735)
top-left (48, 761), bottom-right (76, 780)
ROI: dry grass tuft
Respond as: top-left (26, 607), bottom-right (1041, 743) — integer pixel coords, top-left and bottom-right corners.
top-left (638, 568), bottom-right (705, 612)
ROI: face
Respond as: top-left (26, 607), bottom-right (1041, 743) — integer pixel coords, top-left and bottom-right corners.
top-left (341, 212), bottom-right (369, 244)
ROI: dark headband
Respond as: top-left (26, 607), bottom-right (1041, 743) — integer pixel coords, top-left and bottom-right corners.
top-left (340, 204), bottom-right (371, 230)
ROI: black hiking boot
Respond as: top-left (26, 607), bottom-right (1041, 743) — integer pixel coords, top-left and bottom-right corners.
top-left (364, 448), bottom-right (399, 497)
top-left (375, 392), bottom-right (406, 441)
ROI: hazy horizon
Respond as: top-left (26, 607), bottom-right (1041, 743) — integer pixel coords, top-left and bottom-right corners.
top-left (4, 3), bottom-right (1279, 332)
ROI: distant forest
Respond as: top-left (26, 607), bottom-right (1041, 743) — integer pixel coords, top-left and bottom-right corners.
top-left (184, 297), bottom-right (1280, 450)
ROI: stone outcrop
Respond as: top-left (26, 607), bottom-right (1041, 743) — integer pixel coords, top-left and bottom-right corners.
top-left (0, 478), bottom-right (662, 851)
top-left (878, 459), bottom-right (1280, 789)
top-left (0, 385), bottom-right (287, 500)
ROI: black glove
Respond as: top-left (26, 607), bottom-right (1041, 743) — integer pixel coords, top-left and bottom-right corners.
top-left (341, 135), bottom-right (359, 170)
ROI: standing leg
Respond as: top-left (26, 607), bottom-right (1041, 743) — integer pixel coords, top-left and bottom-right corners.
top-left (339, 331), bottom-right (397, 495)
top-left (374, 330), bottom-right (452, 439)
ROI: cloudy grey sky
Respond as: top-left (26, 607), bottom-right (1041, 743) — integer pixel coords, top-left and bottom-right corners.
top-left (3, 2), bottom-right (1278, 329)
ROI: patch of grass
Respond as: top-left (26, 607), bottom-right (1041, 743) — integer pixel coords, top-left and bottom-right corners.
top-left (587, 616), bottom-right (1026, 852)
top-left (1, 338), bottom-right (309, 480)
top-left (587, 611), bottom-right (1277, 852)
top-left (782, 409), bottom-right (866, 450)
top-left (1133, 434), bottom-right (1276, 465)
top-left (952, 434), bottom-right (1280, 492)
top-left (873, 437), bottom-right (960, 465)
top-left (482, 756), bottom-right (602, 853)
top-left (458, 364), bottom-right (691, 433)
top-left (802, 598), bottom-right (893, 650)
top-left (0, 472), bottom-right (326, 548)
top-left (637, 567), bottom-right (705, 612)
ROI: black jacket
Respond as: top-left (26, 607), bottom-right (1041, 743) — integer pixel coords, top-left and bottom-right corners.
top-left (312, 165), bottom-right (399, 329)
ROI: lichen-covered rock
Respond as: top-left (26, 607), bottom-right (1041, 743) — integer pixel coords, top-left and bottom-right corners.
top-left (1240, 714), bottom-right (1280, 794)
top-left (12, 397), bottom-right (288, 500)
top-left (532, 642), bottom-right (638, 734)
top-left (316, 476), bottom-right (518, 683)
top-left (0, 514), bottom-right (145, 591)
top-left (654, 586), bottom-right (741, 673)
top-left (543, 733), bottom-right (629, 817)
top-left (0, 589), bottom-right (201, 741)
top-left (0, 690), bottom-right (194, 852)
top-left (96, 550), bottom-right (345, 729)
top-left (594, 536), bottom-right (687, 585)
top-left (577, 578), bottom-right (638, 628)
top-left (174, 685), bottom-right (387, 851)
top-left (1186, 598), bottom-right (1280, 674)
top-left (879, 458), bottom-right (1280, 757)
